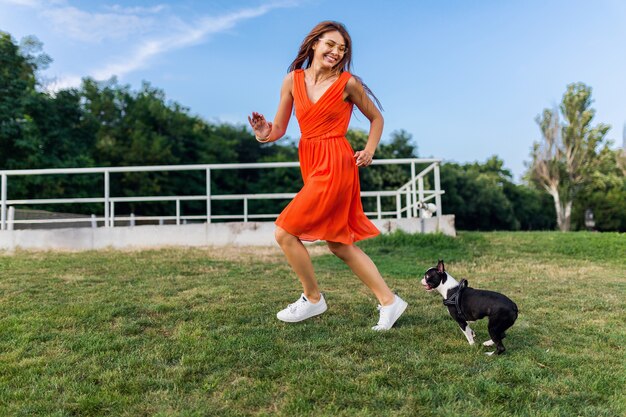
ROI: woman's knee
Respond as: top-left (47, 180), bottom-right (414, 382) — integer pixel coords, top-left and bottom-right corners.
top-left (327, 242), bottom-right (353, 260)
top-left (275, 227), bottom-right (295, 246)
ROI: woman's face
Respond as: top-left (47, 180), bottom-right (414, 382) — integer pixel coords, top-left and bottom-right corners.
top-left (312, 30), bottom-right (347, 69)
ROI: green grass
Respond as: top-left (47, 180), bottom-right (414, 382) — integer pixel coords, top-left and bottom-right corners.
top-left (0, 231), bottom-right (624, 416)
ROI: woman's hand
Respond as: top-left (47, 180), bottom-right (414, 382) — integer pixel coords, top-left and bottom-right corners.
top-left (354, 149), bottom-right (374, 167)
top-left (248, 111), bottom-right (273, 142)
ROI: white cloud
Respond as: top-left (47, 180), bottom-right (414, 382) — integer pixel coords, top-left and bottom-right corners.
top-left (0, 0), bottom-right (42, 6)
top-left (41, 5), bottom-right (158, 43)
top-left (104, 4), bottom-right (168, 14)
top-left (1, 0), bottom-right (160, 43)
top-left (81, 2), bottom-right (292, 84)
top-left (7, 1), bottom-right (296, 91)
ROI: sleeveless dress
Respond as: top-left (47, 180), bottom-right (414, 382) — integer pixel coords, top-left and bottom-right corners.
top-left (274, 69), bottom-right (380, 244)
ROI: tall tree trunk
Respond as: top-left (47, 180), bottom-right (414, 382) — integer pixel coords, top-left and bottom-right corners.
top-left (562, 200), bottom-right (572, 231)
top-left (547, 186), bottom-right (572, 231)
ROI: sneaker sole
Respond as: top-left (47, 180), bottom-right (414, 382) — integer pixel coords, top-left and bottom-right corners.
top-left (276, 303), bottom-right (328, 323)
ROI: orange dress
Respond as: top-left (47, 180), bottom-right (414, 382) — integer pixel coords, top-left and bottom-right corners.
top-left (275, 69), bottom-right (381, 244)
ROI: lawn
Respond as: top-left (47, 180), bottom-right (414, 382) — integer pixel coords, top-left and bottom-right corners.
top-left (0, 231), bottom-right (624, 416)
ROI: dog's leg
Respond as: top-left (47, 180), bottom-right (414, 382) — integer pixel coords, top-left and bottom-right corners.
top-left (457, 323), bottom-right (475, 345)
top-left (486, 320), bottom-right (507, 355)
top-left (486, 310), bottom-right (517, 355)
top-left (448, 307), bottom-right (475, 345)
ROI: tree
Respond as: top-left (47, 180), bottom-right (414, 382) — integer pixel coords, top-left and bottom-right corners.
top-left (0, 32), bottom-right (37, 169)
top-left (503, 181), bottom-right (556, 230)
top-left (0, 32), bottom-right (99, 214)
top-left (530, 83), bottom-right (611, 231)
top-left (440, 157), bottom-right (518, 230)
top-left (617, 138), bottom-right (626, 177)
top-left (571, 146), bottom-right (626, 231)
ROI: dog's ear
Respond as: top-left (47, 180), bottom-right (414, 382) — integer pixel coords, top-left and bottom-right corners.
top-left (437, 259), bottom-right (445, 273)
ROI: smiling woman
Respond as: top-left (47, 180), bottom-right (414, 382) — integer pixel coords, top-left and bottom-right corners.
top-left (247, 21), bottom-right (408, 331)
top-left (287, 21), bottom-right (381, 110)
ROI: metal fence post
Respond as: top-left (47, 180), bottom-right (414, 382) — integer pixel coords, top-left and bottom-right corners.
top-left (104, 171), bottom-right (110, 227)
top-left (7, 206), bottom-right (14, 231)
top-left (243, 197), bottom-right (248, 222)
top-left (376, 194), bottom-right (382, 220)
top-left (411, 162), bottom-right (417, 217)
top-left (405, 189), bottom-right (411, 218)
top-left (418, 176), bottom-right (425, 219)
top-left (396, 192), bottom-right (401, 219)
top-left (1, 174), bottom-right (6, 231)
top-left (176, 199), bottom-right (181, 225)
top-left (206, 168), bottom-right (212, 224)
top-left (434, 162), bottom-right (442, 231)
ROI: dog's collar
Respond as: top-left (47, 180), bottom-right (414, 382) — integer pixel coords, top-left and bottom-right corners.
top-left (443, 279), bottom-right (468, 321)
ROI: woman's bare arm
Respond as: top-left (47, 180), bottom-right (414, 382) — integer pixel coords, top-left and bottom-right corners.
top-left (344, 76), bottom-right (384, 166)
top-left (248, 73), bottom-right (294, 142)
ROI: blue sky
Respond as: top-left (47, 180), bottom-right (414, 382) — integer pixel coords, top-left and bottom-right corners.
top-left (1, 0), bottom-right (625, 181)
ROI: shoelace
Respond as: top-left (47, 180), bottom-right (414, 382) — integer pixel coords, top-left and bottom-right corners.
top-left (288, 297), bottom-right (308, 313)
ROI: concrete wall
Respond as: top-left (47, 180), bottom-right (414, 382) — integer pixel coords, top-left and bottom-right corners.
top-left (0, 215), bottom-right (455, 251)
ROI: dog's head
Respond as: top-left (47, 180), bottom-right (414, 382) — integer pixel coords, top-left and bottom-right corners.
top-left (421, 259), bottom-right (448, 291)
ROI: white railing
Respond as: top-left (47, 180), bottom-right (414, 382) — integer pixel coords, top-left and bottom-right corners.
top-left (0, 159), bottom-right (444, 230)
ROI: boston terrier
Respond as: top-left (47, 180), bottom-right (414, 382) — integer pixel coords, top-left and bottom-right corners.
top-left (421, 260), bottom-right (518, 355)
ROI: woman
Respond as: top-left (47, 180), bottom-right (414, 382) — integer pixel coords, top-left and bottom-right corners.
top-left (248, 21), bottom-right (407, 330)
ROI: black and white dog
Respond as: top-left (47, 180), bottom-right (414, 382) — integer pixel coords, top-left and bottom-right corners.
top-left (421, 260), bottom-right (518, 355)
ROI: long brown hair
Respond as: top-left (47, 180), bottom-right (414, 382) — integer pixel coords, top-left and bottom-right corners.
top-left (288, 21), bottom-right (382, 110)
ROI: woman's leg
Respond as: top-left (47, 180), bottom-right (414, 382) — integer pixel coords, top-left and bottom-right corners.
top-left (275, 226), bottom-right (321, 303)
top-left (327, 241), bottom-right (395, 306)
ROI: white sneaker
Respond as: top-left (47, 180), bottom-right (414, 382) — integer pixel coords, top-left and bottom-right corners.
top-left (372, 295), bottom-right (408, 331)
top-left (276, 293), bottom-right (327, 323)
